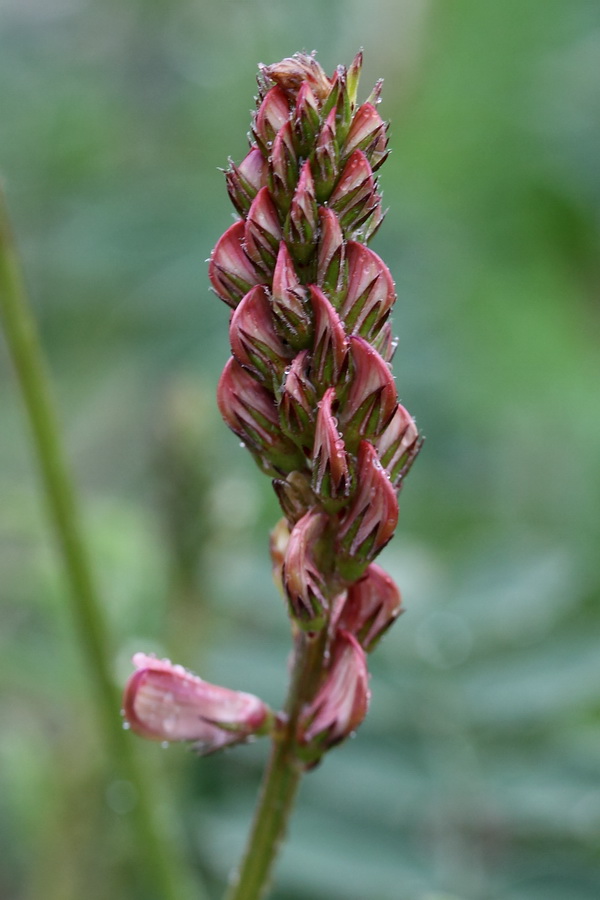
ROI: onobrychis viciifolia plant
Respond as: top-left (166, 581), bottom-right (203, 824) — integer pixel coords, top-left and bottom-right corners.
top-left (123, 50), bottom-right (421, 900)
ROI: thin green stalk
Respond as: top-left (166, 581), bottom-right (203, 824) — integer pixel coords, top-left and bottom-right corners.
top-left (224, 629), bottom-right (328, 900)
top-left (0, 187), bottom-right (205, 900)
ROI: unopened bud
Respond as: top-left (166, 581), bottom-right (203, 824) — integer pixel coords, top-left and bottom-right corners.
top-left (271, 243), bottom-right (312, 349)
top-left (229, 285), bottom-right (292, 386)
top-left (342, 102), bottom-right (388, 170)
top-left (312, 109), bottom-right (339, 203)
top-left (338, 242), bottom-right (395, 340)
top-left (225, 147), bottom-right (268, 216)
top-left (269, 121), bottom-right (298, 216)
top-left (217, 357), bottom-right (303, 475)
top-left (294, 82), bottom-right (321, 155)
top-left (285, 161), bottom-right (318, 264)
top-left (338, 563), bottom-right (403, 651)
top-left (376, 404), bottom-right (422, 487)
top-left (123, 653), bottom-right (272, 755)
top-left (253, 85), bottom-right (291, 155)
top-left (337, 440), bottom-right (398, 579)
top-left (309, 285), bottom-right (348, 389)
top-left (340, 336), bottom-right (397, 447)
top-left (283, 509), bottom-right (331, 631)
top-left (209, 221), bottom-right (261, 308)
top-left (312, 387), bottom-right (350, 504)
top-left (244, 186), bottom-right (282, 272)
top-left (262, 53), bottom-right (332, 102)
top-left (280, 350), bottom-right (317, 442)
top-left (330, 150), bottom-right (378, 234)
top-left (316, 207), bottom-right (345, 296)
top-left (299, 631), bottom-right (369, 755)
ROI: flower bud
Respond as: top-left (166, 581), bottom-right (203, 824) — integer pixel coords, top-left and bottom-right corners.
top-left (338, 242), bottom-right (395, 340)
top-left (283, 509), bottom-right (331, 631)
top-left (269, 121), bottom-right (298, 217)
top-left (253, 85), bottom-right (290, 155)
top-left (312, 109), bottom-right (339, 203)
top-left (229, 285), bottom-right (292, 386)
top-left (262, 53), bottom-right (332, 102)
top-left (340, 336), bottom-right (397, 447)
top-left (272, 470), bottom-right (316, 526)
top-left (312, 387), bottom-right (350, 504)
top-left (123, 653), bottom-right (272, 755)
top-left (316, 207), bottom-right (345, 296)
top-left (271, 243), bottom-right (312, 349)
top-left (209, 221), bottom-right (261, 308)
top-left (376, 403), bottom-right (422, 487)
top-left (225, 146), bottom-right (268, 216)
top-left (309, 285), bottom-right (348, 389)
top-left (299, 631), bottom-right (369, 755)
top-left (280, 350), bottom-right (317, 443)
top-left (346, 50), bottom-right (363, 109)
top-left (338, 563), bottom-right (403, 652)
top-left (337, 440), bottom-right (398, 579)
top-left (321, 67), bottom-right (352, 147)
top-left (342, 102), bottom-right (389, 171)
top-left (217, 357), bottom-right (303, 475)
top-left (371, 321), bottom-right (396, 363)
top-left (330, 150), bottom-right (379, 234)
top-left (244, 186), bottom-right (282, 272)
top-left (269, 517), bottom-right (290, 597)
top-left (284, 161), bottom-right (318, 264)
top-left (294, 82), bottom-right (321, 155)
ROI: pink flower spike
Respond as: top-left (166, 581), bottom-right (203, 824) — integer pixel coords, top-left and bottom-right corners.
top-left (253, 85), bottom-right (291, 154)
top-left (244, 187), bottom-right (282, 271)
top-left (339, 242), bottom-right (395, 340)
top-left (209, 221), bottom-right (261, 308)
top-left (339, 563), bottom-right (403, 652)
top-left (300, 631), bottom-right (369, 750)
top-left (340, 336), bottom-right (397, 444)
top-left (123, 653), bottom-right (272, 755)
top-left (230, 285), bottom-right (292, 385)
top-left (337, 440), bottom-right (399, 575)
top-left (283, 509), bottom-right (331, 631)
top-left (312, 387), bottom-right (350, 503)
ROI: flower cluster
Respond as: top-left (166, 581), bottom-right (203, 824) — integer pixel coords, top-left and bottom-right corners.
top-left (123, 52), bottom-right (420, 763)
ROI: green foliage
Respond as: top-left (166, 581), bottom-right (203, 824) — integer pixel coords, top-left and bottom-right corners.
top-left (1, 0), bottom-right (599, 898)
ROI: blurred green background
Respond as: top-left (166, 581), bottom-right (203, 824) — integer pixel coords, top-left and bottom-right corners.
top-left (1, 0), bottom-right (599, 898)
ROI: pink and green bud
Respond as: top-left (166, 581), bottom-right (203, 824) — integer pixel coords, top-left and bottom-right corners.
top-left (320, 67), bottom-right (352, 147)
top-left (345, 50), bottom-right (363, 109)
top-left (361, 195), bottom-right (385, 243)
top-left (339, 242), bottom-right (395, 340)
top-left (371, 321), bottom-right (396, 363)
top-left (262, 53), bottom-right (332, 102)
top-left (271, 242), bottom-right (312, 349)
top-left (123, 653), bottom-right (272, 755)
top-left (244, 186), bottom-right (282, 272)
top-left (342, 102), bottom-right (388, 170)
top-left (293, 82), bottom-right (321, 155)
top-left (330, 150), bottom-right (378, 234)
top-left (253, 85), bottom-right (291, 155)
top-left (209, 221), bottom-right (261, 308)
top-left (337, 563), bottom-right (403, 651)
top-left (312, 109), bottom-right (339, 203)
top-left (376, 403), bottom-right (422, 487)
top-left (312, 387), bottom-right (350, 505)
top-left (285, 161), bottom-right (318, 264)
top-left (280, 350), bottom-right (317, 443)
top-left (229, 285), bottom-right (292, 386)
top-left (283, 509), bottom-right (331, 631)
top-left (269, 121), bottom-right (298, 215)
top-left (309, 285), bottom-right (348, 389)
top-left (217, 357), bottom-right (303, 476)
top-left (299, 631), bottom-right (369, 755)
top-left (225, 147), bottom-right (268, 216)
top-left (340, 336), bottom-right (397, 446)
top-left (337, 440), bottom-right (398, 579)
top-left (316, 207), bottom-right (345, 296)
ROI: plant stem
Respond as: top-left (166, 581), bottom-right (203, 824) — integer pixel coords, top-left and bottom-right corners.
top-left (0, 187), bottom-right (205, 900)
top-left (224, 628), bottom-right (328, 900)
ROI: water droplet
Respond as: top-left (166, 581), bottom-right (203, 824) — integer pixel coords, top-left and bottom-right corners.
top-left (122, 721), bottom-right (131, 731)
top-left (160, 741), bottom-right (169, 749)
top-left (239, 441), bottom-right (246, 448)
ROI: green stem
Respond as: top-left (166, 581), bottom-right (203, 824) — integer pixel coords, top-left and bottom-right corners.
top-left (0, 188), bottom-right (205, 900)
top-left (224, 629), bottom-right (327, 900)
